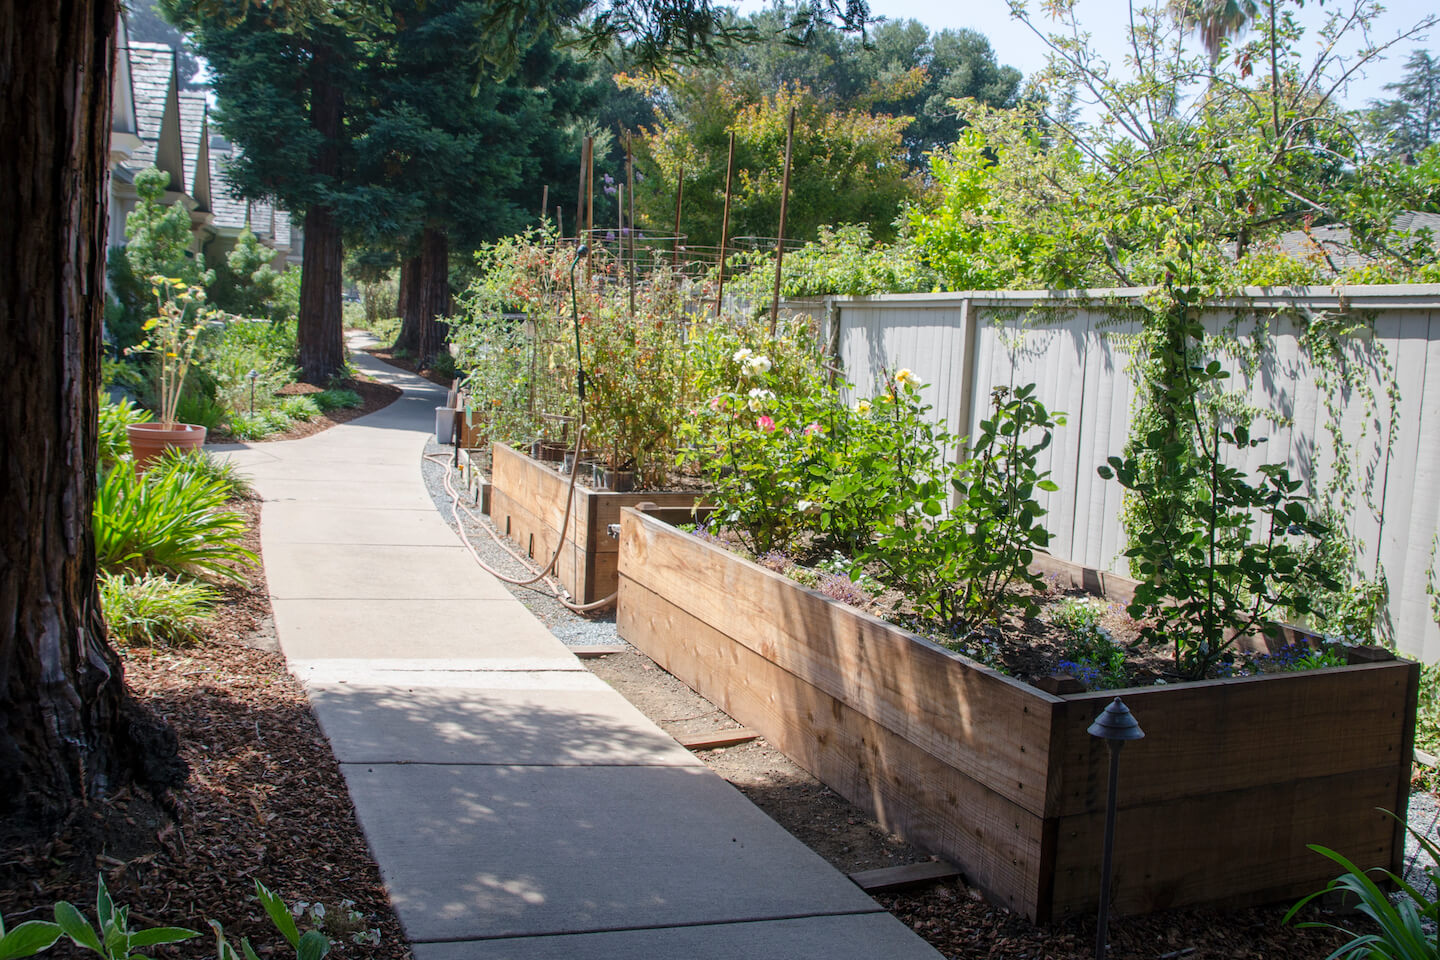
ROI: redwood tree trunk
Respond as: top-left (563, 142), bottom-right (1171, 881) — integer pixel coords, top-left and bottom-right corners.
top-left (416, 226), bottom-right (450, 367)
top-left (296, 47), bottom-right (345, 384)
top-left (0, 0), bottom-right (183, 837)
top-left (393, 254), bottom-right (422, 355)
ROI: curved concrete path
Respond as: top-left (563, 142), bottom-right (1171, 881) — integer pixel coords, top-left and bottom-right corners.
top-left (220, 338), bottom-right (943, 959)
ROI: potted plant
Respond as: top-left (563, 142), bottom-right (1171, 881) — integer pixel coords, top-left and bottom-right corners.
top-left (126, 277), bottom-right (216, 468)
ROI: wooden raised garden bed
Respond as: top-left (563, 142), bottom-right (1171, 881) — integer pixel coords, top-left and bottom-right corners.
top-left (616, 507), bottom-right (1419, 922)
top-left (489, 442), bottom-right (704, 604)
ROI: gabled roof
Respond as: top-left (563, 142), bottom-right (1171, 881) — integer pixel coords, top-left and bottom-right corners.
top-left (112, 16), bottom-right (138, 137)
top-left (178, 91), bottom-right (211, 211)
top-left (125, 41), bottom-right (184, 191)
top-left (208, 142), bottom-right (250, 231)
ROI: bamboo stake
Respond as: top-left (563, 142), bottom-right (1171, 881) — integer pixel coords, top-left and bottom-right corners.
top-left (540, 184), bottom-right (548, 222)
top-left (715, 130), bottom-right (736, 317)
top-left (556, 206), bottom-right (564, 240)
top-left (672, 165), bottom-right (684, 269)
top-left (626, 133), bottom-right (637, 314)
top-left (769, 106), bottom-right (796, 334)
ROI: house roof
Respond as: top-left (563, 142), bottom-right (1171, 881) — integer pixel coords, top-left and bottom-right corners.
top-left (273, 209), bottom-right (292, 249)
top-left (1243, 213), bottom-right (1440, 274)
top-left (208, 142), bottom-right (250, 230)
top-left (124, 41), bottom-right (184, 191)
top-left (178, 91), bottom-right (210, 208)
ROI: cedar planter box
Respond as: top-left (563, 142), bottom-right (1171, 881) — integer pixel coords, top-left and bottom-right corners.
top-left (489, 442), bottom-right (704, 604)
top-left (616, 508), bottom-right (1419, 922)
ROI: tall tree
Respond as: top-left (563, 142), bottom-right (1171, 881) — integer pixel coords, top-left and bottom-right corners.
top-left (6, 0), bottom-right (870, 834)
top-left (166, 4), bottom-right (387, 383)
top-left (1367, 49), bottom-right (1440, 159)
top-left (1, 0), bottom-right (185, 838)
top-left (358, 1), bottom-right (605, 364)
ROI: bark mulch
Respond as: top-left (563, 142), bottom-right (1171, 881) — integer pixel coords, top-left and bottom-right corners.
top-left (0, 500), bottom-right (412, 960)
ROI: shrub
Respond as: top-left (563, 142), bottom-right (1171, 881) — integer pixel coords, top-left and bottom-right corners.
top-left (871, 381), bottom-right (1062, 634)
top-left (1097, 349), bottom-right (1339, 680)
top-left (227, 410), bottom-right (293, 441)
top-left (278, 395), bottom-right (322, 421)
top-left (314, 387), bottom-right (362, 411)
top-left (99, 572), bottom-right (218, 646)
top-left (1285, 811), bottom-right (1439, 959)
top-left (98, 396), bottom-right (152, 466)
top-left (93, 463), bottom-right (257, 582)
top-left (173, 391), bottom-right (227, 431)
top-left (146, 447), bottom-right (252, 499)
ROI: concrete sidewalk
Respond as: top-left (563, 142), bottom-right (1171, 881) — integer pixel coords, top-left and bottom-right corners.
top-left (223, 337), bottom-right (943, 959)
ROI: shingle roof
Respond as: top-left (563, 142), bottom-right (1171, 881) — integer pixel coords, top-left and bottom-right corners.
top-left (273, 209), bottom-right (292, 248)
top-left (250, 199), bottom-right (275, 239)
top-left (124, 41), bottom-right (174, 172)
top-left (178, 91), bottom-right (208, 200)
top-left (209, 143), bottom-right (249, 230)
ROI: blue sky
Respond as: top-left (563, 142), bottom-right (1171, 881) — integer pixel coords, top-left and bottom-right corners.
top-left (733, 0), bottom-right (1437, 111)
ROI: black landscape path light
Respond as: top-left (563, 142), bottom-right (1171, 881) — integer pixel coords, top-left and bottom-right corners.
top-left (247, 369), bottom-right (259, 414)
top-left (1088, 696), bottom-right (1144, 960)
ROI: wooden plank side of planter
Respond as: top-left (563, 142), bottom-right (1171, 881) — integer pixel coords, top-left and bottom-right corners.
top-left (619, 510), bottom-right (1060, 817)
top-left (1047, 663), bottom-right (1418, 817)
top-left (488, 486), bottom-right (584, 601)
top-left (618, 573), bottom-right (1050, 918)
top-left (492, 442), bottom-right (583, 544)
top-left (1045, 766), bottom-right (1403, 918)
top-left (586, 491), bottom-right (704, 558)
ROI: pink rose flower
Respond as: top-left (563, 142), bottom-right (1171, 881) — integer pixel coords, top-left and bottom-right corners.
top-left (756, 415), bottom-right (776, 432)
top-left (803, 422), bottom-right (822, 436)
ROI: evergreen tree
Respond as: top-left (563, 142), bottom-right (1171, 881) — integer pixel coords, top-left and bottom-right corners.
top-left (1367, 49), bottom-right (1440, 159)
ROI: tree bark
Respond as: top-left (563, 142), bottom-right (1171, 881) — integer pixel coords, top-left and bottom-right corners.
top-left (415, 226), bottom-right (450, 367)
top-left (296, 45), bottom-right (345, 384)
top-left (0, 0), bottom-right (184, 838)
top-left (393, 254), bottom-right (422, 354)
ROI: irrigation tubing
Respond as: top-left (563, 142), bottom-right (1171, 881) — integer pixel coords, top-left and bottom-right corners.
top-left (423, 442), bottom-right (618, 614)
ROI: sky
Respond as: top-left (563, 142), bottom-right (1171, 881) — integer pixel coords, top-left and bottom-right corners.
top-left (733, 0), bottom-right (1437, 111)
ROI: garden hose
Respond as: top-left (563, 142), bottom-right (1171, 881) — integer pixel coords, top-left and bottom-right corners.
top-left (416, 242), bottom-right (619, 613)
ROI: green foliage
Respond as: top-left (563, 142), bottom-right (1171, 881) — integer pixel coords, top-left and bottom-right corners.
top-left (724, 223), bottom-right (935, 304)
top-left (1097, 325), bottom-right (1340, 680)
top-left (93, 462), bottom-right (257, 583)
top-left (1417, 661), bottom-right (1440, 758)
top-left (313, 388), bottom-right (362, 411)
top-left (132, 278), bottom-right (225, 429)
top-left (227, 410), bottom-right (294, 441)
top-left (108, 167), bottom-right (216, 352)
top-left (1285, 811), bottom-right (1440, 959)
top-left (200, 319), bottom-right (299, 419)
top-left (98, 396), bottom-right (153, 466)
top-left (0, 907), bottom-right (61, 960)
top-left (99, 571), bottom-right (218, 647)
top-left (1365, 49), bottom-right (1440, 159)
top-left (871, 382), bottom-right (1062, 634)
top-left (907, 4), bottom-right (1440, 291)
top-left (147, 447), bottom-right (253, 500)
top-left (634, 78), bottom-right (919, 246)
top-left (52, 877), bottom-right (197, 959)
top-left (278, 395), bottom-right (322, 422)
top-left (174, 391), bottom-right (228, 432)
top-left (209, 228), bottom-right (289, 322)
top-left (581, 272), bottom-right (695, 483)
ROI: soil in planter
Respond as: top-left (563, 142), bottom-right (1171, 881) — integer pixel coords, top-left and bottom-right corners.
top-left (719, 533), bottom-right (1338, 691)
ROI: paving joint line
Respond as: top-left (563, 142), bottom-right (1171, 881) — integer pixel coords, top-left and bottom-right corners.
top-left (405, 908), bottom-right (891, 945)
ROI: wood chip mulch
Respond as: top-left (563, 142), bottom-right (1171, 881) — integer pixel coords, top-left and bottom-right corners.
top-left (875, 884), bottom-right (1352, 959)
top-left (233, 376), bottom-right (403, 444)
top-left (0, 501), bottom-right (413, 960)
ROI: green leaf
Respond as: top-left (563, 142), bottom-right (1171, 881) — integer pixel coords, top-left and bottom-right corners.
top-left (296, 930), bottom-right (331, 960)
top-left (1037, 479), bottom-right (1058, 492)
top-left (254, 882), bottom-right (300, 948)
top-left (128, 927), bottom-right (199, 949)
top-left (52, 904), bottom-right (102, 955)
top-left (0, 921), bottom-right (63, 960)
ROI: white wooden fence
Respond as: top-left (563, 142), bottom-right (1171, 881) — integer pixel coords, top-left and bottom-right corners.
top-left (812, 285), bottom-right (1440, 662)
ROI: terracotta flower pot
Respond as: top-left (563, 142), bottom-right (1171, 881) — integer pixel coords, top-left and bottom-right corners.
top-left (127, 422), bottom-right (206, 470)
